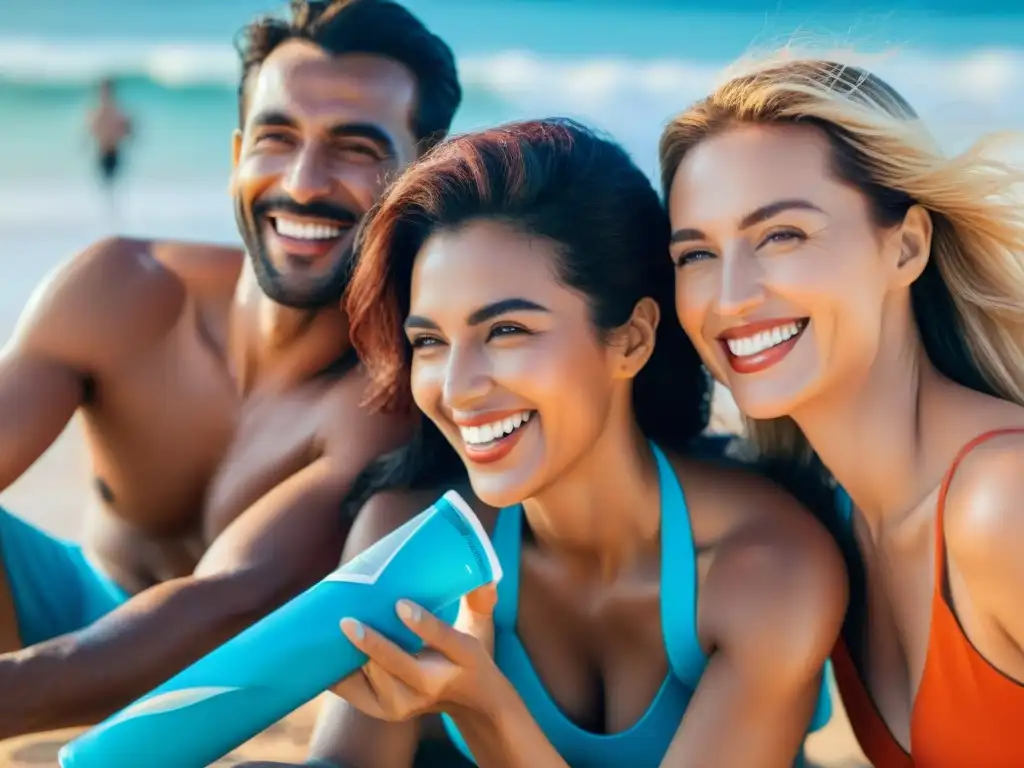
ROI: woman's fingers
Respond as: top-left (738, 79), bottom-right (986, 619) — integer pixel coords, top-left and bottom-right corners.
top-left (338, 596), bottom-right (498, 716)
top-left (335, 618), bottom-right (431, 722)
top-left (342, 617), bottom-right (435, 695)
top-left (463, 583), bottom-right (499, 616)
top-left (362, 659), bottom-right (423, 721)
top-left (330, 667), bottom-right (386, 720)
top-left (396, 601), bottom-right (474, 664)
top-left (455, 584), bottom-right (498, 656)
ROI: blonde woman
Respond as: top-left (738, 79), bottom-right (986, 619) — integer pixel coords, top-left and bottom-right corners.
top-left (660, 58), bottom-right (1024, 767)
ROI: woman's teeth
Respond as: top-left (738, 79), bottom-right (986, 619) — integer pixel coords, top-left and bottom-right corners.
top-left (726, 321), bottom-right (805, 357)
top-left (459, 411), bottom-right (533, 446)
top-left (273, 217), bottom-right (342, 241)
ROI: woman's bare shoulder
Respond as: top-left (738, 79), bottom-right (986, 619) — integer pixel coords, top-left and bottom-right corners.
top-left (664, 449), bottom-right (848, 671)
top-left (346, 483), bottom-right (500, 559)
top-left (663, 448), bottom-right (833, 551)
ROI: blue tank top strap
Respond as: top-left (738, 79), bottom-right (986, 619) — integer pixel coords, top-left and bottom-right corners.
top-left (835, 485), bottom-right (853, 527)
top-left (491, 505), bottom-right (523, 631)
top-left (650, 442), bottom-right (707, 687)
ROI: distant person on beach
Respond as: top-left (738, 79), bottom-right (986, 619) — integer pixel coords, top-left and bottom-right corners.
top-left (87, 77), bottom-right (132, 215)
top-left (0, 0), bottom-right (460, 740)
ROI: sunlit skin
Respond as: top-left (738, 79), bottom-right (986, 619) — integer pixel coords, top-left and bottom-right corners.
top-left (231, 40), bottom-right (419, 310)
top-left (299, 216), bottom-right (845, 768)
top-left (668, 123), bottom-right (901, 421)
top-left (0, 39), bottom-right (421, 736)
top-left (403, 220), bottom-right (644, 516)
top-left (667, 121), bottom-right (1024, 753)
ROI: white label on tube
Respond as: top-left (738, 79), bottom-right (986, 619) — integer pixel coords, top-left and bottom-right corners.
top-left (323, 513), bottom-right (431, 585)
top-left (324, 491), bottom-right (501, 586)
top-left (103, 686), bottom-right (242, 725)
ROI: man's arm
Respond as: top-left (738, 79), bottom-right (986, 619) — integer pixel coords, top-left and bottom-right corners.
top-left (302, 489), bottom-right (442, 768)
top-left (0, 381), bottom-right (411, 738)
top-left (0, 337), bottom-right (82, 489)
top-left (0, 237), bottom-right (179, 490)
top-left (234, 490), bottom-right (444, 768)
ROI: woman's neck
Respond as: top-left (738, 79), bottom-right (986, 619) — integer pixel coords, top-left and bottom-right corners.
top-left (791, 306), bottom-right (944, 531)
top-left (521, 406), bottom-right (662, 583)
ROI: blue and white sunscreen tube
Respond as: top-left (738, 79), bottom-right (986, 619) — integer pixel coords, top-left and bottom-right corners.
top-left (59, 490), bottom-right (501, 768)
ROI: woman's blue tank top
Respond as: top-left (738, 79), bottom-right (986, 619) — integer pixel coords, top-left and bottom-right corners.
top-left (442, 443), bottom-right (832, 766)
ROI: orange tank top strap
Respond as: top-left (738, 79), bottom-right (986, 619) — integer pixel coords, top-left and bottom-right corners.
top-left (930, 428), bottom-right (1024, 593)
top-left (829, 484), bottom-right (914, 768)
top-left (911, 427), bottom-right (1024, 768)
top-left (831, 639), bottom-right (913, 768)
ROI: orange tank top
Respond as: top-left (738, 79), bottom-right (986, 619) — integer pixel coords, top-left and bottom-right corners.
top-left (833, 429), bottom-right (1024, 768)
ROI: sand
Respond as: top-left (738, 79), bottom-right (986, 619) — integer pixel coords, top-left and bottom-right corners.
top-left (0, 389), bottom-right (869, 767)
top-left (0, 696), bottom-right (321, 767)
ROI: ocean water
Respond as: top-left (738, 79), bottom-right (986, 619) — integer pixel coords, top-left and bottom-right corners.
top-left (1, 0), bottom-right (1023, 321)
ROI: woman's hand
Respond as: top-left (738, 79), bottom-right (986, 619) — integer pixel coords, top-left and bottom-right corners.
top-left (331, 584), bottom-right (502, 723)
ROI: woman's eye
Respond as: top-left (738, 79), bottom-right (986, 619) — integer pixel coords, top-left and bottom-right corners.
top-left (487, 324), bottom-right (528, 340)
top-left (410, 335), bottom-right (444, 349)
top-left (674, 250), bottom-right (715, 268)
top-left (761, 230), bottom-right (805, 247)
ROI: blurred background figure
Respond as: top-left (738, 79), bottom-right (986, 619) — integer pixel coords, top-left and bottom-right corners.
top-left (86, 76), bottom-right (132, 224)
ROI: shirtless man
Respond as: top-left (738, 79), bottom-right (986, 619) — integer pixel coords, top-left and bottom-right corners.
top-left (0, 0), bottom-right (460, 738)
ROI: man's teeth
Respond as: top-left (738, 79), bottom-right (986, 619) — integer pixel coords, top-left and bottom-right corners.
top-left (274, 217), bottom-right (343, 241)
top-left (459, 411), bottom-right (533, 446)
top-left (726, 322), bottom-right (805, 357)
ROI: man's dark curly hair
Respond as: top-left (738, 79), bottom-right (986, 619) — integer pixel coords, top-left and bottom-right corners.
top-left (234, 0), bottom-right (461, 152)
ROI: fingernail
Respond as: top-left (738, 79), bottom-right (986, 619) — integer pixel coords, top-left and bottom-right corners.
top-left (396, 600), bottom-right (421, 623)
top-left (341, 618), bottom-right (364, 640)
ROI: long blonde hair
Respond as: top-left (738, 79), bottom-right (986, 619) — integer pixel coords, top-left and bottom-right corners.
top-left (660, 54), bottom-right (1024, 465)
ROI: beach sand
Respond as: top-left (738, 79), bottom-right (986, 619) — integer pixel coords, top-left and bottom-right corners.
top-left (0, 695), bottom-right (320, 766)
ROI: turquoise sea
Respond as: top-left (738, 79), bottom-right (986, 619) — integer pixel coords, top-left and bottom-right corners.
top-left (1, 0), bottom-right (1022, 322)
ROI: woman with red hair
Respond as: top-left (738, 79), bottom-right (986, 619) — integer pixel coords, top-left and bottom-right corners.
top-left (304, 118), bottom-right (845, 768)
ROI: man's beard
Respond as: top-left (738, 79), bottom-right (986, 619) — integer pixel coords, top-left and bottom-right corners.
top-left (234, 195), bottom-right (359, 310)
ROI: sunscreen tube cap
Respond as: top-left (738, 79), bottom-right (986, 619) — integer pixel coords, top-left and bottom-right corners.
top-left (440, 490), bottom-right (504, 585)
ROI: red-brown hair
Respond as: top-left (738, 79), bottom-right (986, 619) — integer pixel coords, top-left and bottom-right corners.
top-left (347, 120), bottom-right (568, 413)
top-left (346, 118), bottom-right (710, 453)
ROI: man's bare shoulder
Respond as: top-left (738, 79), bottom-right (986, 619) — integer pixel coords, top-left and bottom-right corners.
top-left (317, 366), bottom-right (414, 448)
top-left (12, 237), bottom-right (242, 371)
top-left (31, 235), bottom-right (238, 313)
top-left (12, 237), bottom-right (182, 363)
top-left (148, 238), bottom-right (244, 291)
